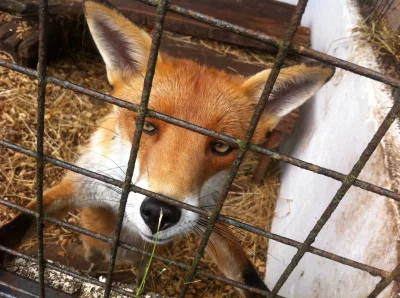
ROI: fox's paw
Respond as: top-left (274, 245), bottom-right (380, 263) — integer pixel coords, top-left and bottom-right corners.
top-left (0, 213), bottom-right (35, 263)
top-left (85, 247), bottom-right (106, 277)
top-left (242, 259), bottom-right (270, 298)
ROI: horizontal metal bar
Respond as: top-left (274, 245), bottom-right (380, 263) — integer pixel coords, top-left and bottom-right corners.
top-left (0, 207), bottom-right (273, 297)
top-left (134, 0), bottom-right (400, 89)
top-left (0, 138), bottom-right (210, 217)
top-left (1, 141), bottom-right (398, 283)
top-left (0, 60), bottom-right (398, 203)
top-left (0, 245), bottom-right (138, 298)
top-left (0, 281), bottom-right (38, 298)
top-left (221, 216), bottom-right (397, 281)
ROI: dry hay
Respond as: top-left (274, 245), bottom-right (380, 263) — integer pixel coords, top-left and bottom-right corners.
top-left (356, 19), bottom-right (400, 62)
top-left (0, 51), bottom-right (110, 224)
top-left (354, 15), bottom-right (400, 77)
top-left (0, 44), bottom-right (279, 297)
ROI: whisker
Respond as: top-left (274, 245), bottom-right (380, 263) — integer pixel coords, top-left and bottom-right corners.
top-left (79, 149), bottom-right (128, 177)
top-left (197, 218), bottom-right (250, 243)
top-left (79, 162), bottom-right (126, 181)
top-left (91, 124), bottom-right (121, 136)
top-left (196, 219), bottom-right (254, 257)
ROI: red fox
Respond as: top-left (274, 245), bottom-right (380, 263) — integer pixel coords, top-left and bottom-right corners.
top-left (0, 0), bottom-right (335, 297)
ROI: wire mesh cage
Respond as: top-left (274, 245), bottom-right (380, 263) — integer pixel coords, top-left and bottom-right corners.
top-left (0, 0), bottom-right (399, 297)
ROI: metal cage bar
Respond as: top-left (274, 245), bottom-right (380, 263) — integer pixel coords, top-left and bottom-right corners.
top-left (0, 226), bottom-right (273, 298)
top-left (1, 140), bottom-right (399, 286)
top-left (0, 245), bottom-right (140, 298)
top-left (0, 0), bottom-right (399, 297)
top-left (102, 0), bottom-right (169, 296)
top-left (0, 60), bottom-right (398, 204)
top-left (366, 263), bottom-right (400, 298)
top-left (35, 0), bottom-right (49, 297)
top-left (180, 0), bottom-right (309, 296)
top-left (133, 0), bottom-right (400, 89)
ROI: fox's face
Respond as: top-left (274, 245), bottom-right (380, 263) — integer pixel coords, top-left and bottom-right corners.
top-left (84, 1), bottom-right (335, 244)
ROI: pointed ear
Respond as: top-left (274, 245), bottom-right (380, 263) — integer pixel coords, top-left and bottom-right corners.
top-left (242, 62), bottom-right (335, 125)
top-left (84, 0), bottom-right (161, 85)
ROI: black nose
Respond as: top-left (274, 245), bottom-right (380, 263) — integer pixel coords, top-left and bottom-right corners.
top-left (140, 197), bottom-right (181, 234)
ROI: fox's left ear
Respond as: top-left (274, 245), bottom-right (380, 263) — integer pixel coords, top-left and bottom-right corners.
top-left (242, 62), bottom-right (335, 128)
top-left (84, 0), bottom-right (161, 86)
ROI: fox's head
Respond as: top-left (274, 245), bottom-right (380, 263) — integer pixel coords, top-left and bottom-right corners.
top-left (83, 0), bottom-right (335, 244)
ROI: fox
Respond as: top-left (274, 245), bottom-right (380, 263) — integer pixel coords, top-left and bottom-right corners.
top-left (0, 0), bottom-right (335, 297)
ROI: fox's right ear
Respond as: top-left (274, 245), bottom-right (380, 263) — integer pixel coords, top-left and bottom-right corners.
top-left (84, 0), bottom-right (161, 85)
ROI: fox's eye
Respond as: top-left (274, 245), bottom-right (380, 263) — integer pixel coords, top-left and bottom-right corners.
top-left (211, 142), bottom-right (232, 156)
top-left (143, 122), bottom-right (156, 135)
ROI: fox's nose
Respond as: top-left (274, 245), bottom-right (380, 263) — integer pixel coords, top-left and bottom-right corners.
top-left (140, 197), bottom-right (181, 234)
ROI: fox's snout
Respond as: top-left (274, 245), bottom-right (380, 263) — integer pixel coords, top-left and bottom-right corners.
top-left (140, 197), bottom-right (181, 234)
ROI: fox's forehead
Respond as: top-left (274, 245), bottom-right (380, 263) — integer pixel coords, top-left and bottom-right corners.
top-left (115, 58), bottom-right (256, 134)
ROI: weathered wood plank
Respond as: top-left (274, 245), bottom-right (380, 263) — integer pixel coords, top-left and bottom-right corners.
top-left (1, 0), bottom-right (310, 49)
top-left (112, 0), bottom-right (311, 49)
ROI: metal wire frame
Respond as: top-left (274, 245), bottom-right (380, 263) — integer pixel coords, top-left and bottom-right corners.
top-left (1, 139), bottom-right (400, 286)
top-left (0, 244), bottom-right (145, 298)
top-left (0, 0), bottom-right (399, 297)
top-left (132, 0), bottom-right (400, 89)
top-left (35, 0), bottom-right (48, 296)
top-left (0, 210), bottom-right (276, 298)
top-left (103, 0), bottom-right (169, 296)
top-left (0, 60), bottom-right (398, 203)
top-left (180, 0), bottom-right (310, 296)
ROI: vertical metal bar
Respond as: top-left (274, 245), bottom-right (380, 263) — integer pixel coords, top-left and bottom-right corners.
top-left (102, 0), bottom-right (169, 296)
top-left (272, 94), bottom-right (400, 295)
top-left (36, 0), bottom-right (48, 297)
top-left (366, 263), bottom-right (400, 298)
top-left (179, 1), bottom-right (309, 297)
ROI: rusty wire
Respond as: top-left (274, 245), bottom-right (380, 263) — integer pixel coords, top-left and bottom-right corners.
top-left (0, 244), bottom-right (140, 298)
top-left (35, 0), bottom-right (48, 296)
top-left (366, 263), bottom-right (400, 298)
top-left (180, 0), bottom-right (309, 296)
top-left (102, 0), bottom-right (169, 296)
top-left (0, 59), bottom-right (398, 204)
top-left (0, 0), bottom-right (399, 297)
top-left (0, 205), bottom-right (274, 297)
top-left (1, 139), bottom-right (400, 286)
top-left (134, 0), bottom-right (400, 89)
